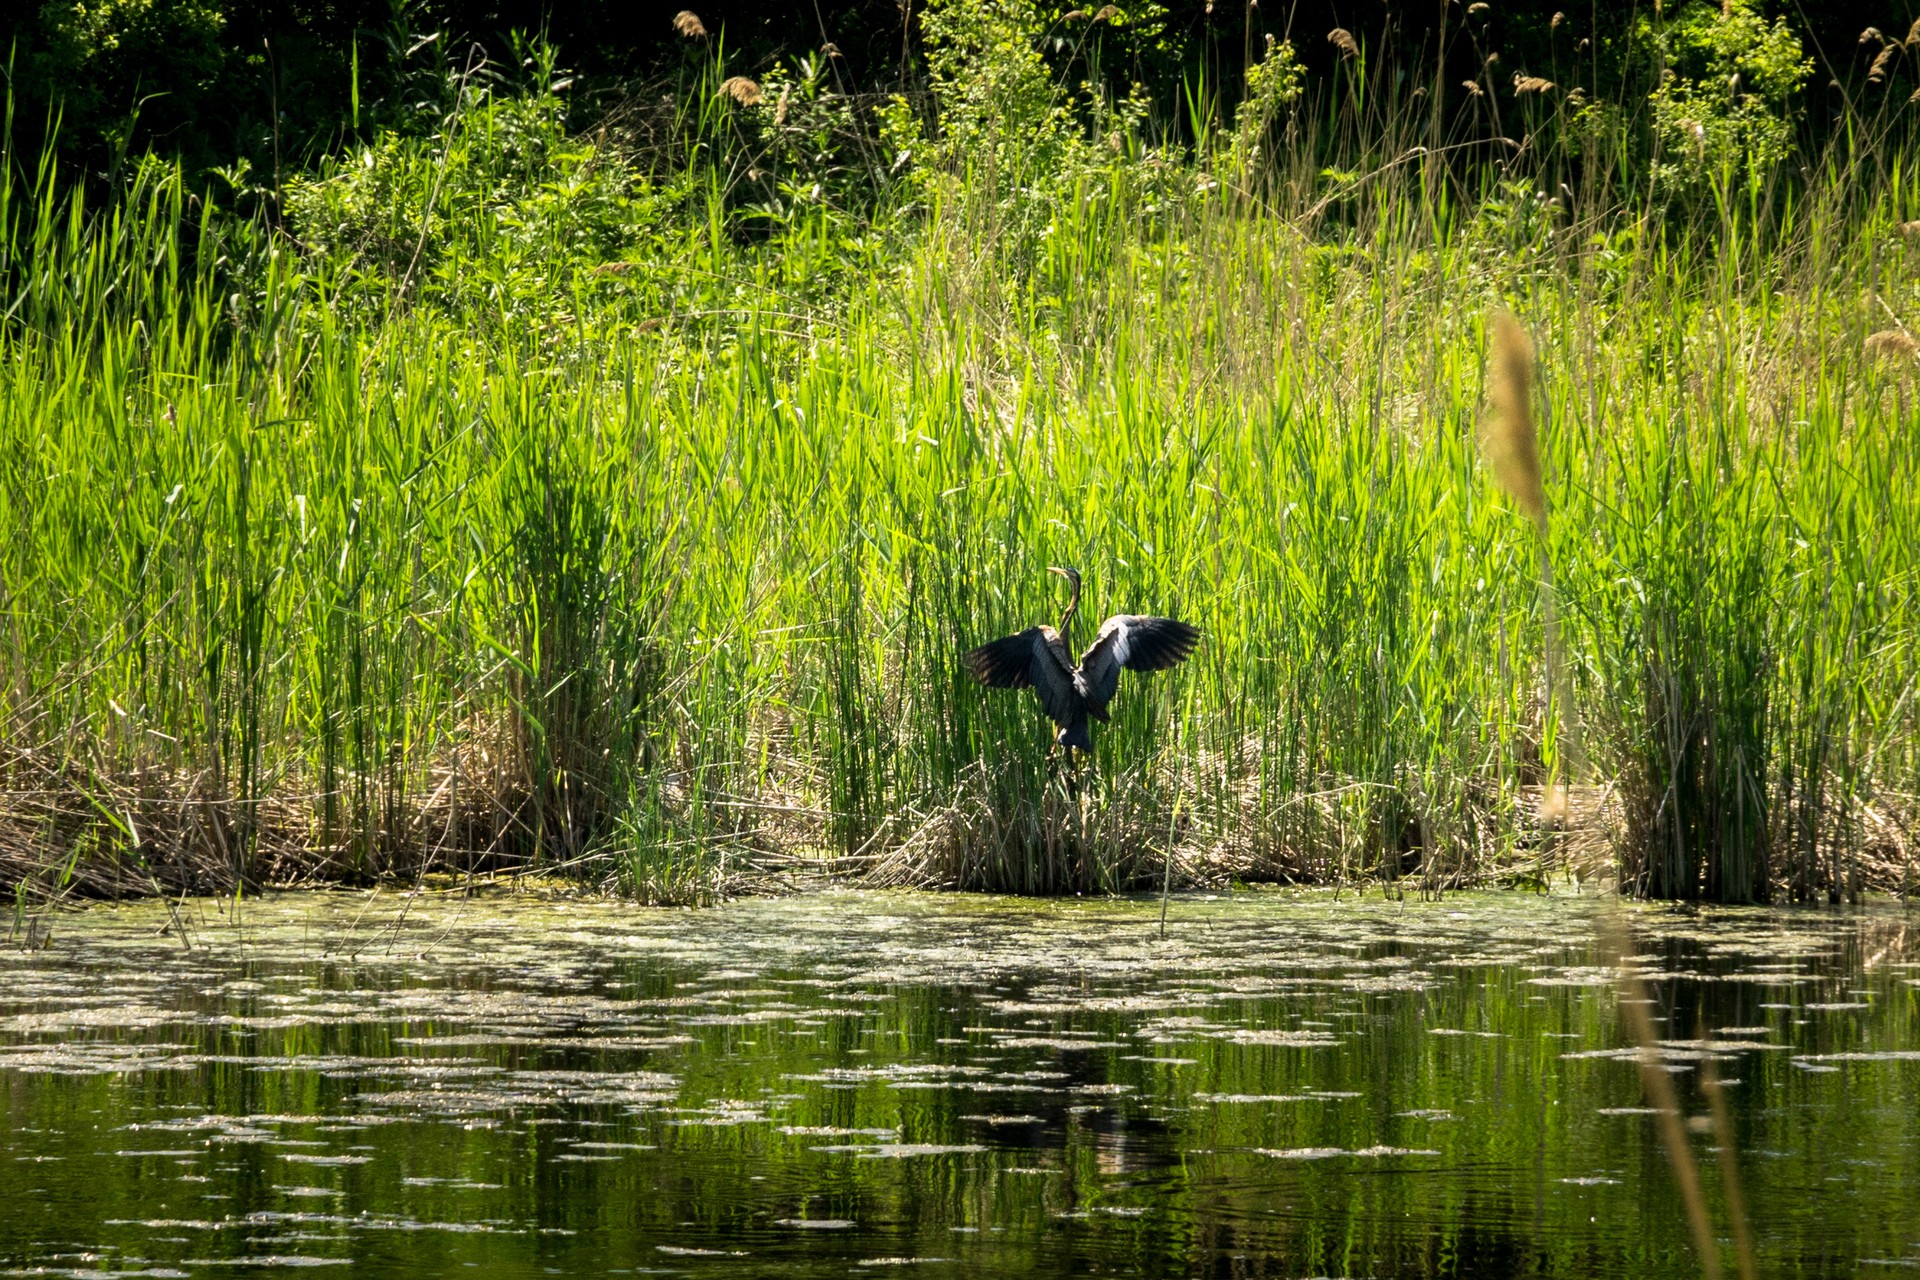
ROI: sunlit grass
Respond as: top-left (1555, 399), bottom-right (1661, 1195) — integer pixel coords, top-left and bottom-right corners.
top-left (0, 53), bottom-right (1914, 903)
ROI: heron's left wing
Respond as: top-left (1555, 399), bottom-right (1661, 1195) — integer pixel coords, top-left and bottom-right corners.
top-left (1077, 615), bottom-right (1201, 716)
top-left (962, 626), bottom-right (1081, 728)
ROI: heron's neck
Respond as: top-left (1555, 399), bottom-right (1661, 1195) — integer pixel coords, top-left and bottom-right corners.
top-left (1057, 581), bottom-right (1080, 647)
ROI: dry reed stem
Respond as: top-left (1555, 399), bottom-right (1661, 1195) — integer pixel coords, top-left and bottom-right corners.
top-left (1480, 309), bottom-right (1588, 801)
top-left (1601, 910), bottom-right (1725, 1280)
top-left (1700, 1056), bottom-right (1759, 1280)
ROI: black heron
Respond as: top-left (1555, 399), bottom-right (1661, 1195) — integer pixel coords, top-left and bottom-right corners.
top-left (961, 566), bottom-right (1200, 751)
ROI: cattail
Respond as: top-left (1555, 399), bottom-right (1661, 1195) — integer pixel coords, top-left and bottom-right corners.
top-left (673, 10), bottom-right (707, 38)
top-left (720, 76), bottom-right (763, 106)
top-left (1328, 28), bottom-right (1358, 58)
top-left (1481, 311), bottom-right (1547, 531)
top-left (1864, 329), bottom-right (1920, 361)
top-left (1514, 75), bottom-right (1554, 94)
top-left (1870, 45), bottom-right (1897, 83)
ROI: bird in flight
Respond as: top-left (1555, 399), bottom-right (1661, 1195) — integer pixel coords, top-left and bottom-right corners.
top-left (961, 566), bottom-right (1200, 751)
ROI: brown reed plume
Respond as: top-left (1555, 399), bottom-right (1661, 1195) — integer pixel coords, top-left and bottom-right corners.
top-left (673, 10), bottom-right (708, 38)
top-left (1481, 312), bottom-right (1547, 534)
top-left (1864, 328), bottom-right (1919, 363)
top-left (720, 76), bottom-right (764, 107)
top-left (1478, 310), bottom-right (1584, 799)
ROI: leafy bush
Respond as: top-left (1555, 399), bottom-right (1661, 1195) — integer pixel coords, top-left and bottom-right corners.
top-left (1642, 0), bottom-right (1811, 202)
top-left (26, 0), bottom-right (227, 169)
top-left (282, 62), bottom-right (674, 338)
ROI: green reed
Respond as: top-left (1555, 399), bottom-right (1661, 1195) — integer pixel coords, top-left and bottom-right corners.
top-left (0, 26), bottom-right (1915, 902)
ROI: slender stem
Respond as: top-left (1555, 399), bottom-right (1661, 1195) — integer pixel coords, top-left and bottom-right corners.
top-left (1601, 910), bottom-right (1724, 1280)
top-left (1702, 1056), bottom-right (1758, 1280)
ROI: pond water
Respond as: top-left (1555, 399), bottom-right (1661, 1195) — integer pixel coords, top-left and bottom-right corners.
top-left (1, 888), bottom-right (1916, 1278)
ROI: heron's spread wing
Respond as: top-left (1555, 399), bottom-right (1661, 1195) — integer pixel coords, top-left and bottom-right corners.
top-left (962, 626), bottom-right (1081, 727)
top-left (1077, 615), bottom-right (1201, 714)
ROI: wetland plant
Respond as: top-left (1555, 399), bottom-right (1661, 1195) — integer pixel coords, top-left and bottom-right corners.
top-left (0, 1), bottom-right (1914, 902)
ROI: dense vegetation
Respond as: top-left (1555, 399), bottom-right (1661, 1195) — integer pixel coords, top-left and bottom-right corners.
top-left (0, 0), bottom-right (1915, 905)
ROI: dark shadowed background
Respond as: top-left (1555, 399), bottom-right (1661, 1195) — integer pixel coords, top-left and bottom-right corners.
top-left (2, 1), bottom-right (1913, 184)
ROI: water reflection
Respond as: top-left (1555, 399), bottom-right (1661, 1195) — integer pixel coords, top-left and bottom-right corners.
top-left (0, 889), bottom-right (1915, 1277)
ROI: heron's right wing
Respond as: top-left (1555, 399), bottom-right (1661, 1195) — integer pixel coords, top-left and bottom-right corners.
top-left (962, 626), bottom-right (1080, 726)
top-left (1077, 615), bottom-right (1202, 713)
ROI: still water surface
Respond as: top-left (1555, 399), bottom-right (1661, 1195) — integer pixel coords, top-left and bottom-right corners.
top-left (1, 889), bottom-right (1916, 1278)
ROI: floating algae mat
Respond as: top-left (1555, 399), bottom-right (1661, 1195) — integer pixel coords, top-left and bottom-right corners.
top-left (2, 891), bottom-right (1917, 1278)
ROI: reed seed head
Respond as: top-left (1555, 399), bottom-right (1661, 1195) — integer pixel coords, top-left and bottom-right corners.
top-left (673, 10), bottom-right (707, 38)
top-left (720, 76), bottom-right (764, 107)
top-left (1864, 329), bottom-right (1919, 362)
top-left (1481, 311), bottom-right (1547, 532)
top-left (1328, 28), bottom-right (1358, 58)
top-left (1870, 46), bottom-right (1897, 83)
top-left (1514, 75), bottom-right (1554, 94)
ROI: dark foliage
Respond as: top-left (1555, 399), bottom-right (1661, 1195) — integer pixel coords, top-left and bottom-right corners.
top-left (3, 0), bottom-right (1913, 192)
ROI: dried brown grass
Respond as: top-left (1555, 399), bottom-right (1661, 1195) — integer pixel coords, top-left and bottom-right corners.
top-left (1864, 328), bottom-right (1919, 363)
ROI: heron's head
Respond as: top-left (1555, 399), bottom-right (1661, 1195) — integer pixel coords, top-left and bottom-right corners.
top-left (1046, 565), bottom-right (1082, 591)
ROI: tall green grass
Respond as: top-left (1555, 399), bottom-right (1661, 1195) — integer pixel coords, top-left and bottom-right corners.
top-left (0, 18), bottom-right (1914, 903)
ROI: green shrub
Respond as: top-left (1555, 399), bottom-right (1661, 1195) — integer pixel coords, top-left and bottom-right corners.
top-left (1642, 0), bottom-right (1811, 203)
